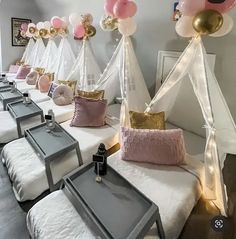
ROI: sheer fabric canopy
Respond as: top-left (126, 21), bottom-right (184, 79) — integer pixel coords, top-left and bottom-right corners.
top-left (28, 38), bottom-right (45, 67)
top-left (95, 36), bottom-right (151, 115)
top-left (53, 37), bottom-right (75, 82)
top-left (145, 37), bottom-right (236, 216)
top-left (21, 38), bottom-right (35, 64)
top-left (66, 39), bottom-right (101, 91)
top-left (38, 39), bottom-right (57, 73)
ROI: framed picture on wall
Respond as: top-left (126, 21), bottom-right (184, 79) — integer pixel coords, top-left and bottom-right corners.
top-left (11, 17), bottom-right (31, 47)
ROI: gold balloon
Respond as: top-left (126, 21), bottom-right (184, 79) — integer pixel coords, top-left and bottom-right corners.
top-left (39, 29), bottom-right (48, 38)
top-left (49, 27), bottom-right (58, 38)
top-left (29, 27), bottom-right (36, 34)
top-left (192, 9), bottom-right (223, 35)
top-left (85, 25), bottom-right (96, 37)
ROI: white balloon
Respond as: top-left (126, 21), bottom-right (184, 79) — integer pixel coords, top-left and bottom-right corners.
top-left (118, 18), bottom-right (137, 36)
top-left (26, 31), bottom-right (33, 38)
top-left (28, 23), bottom-right (36, 29)
top-left (210, 14), bottom-right (234, 37)
top-left (69, 13), bottom-right (81, 27)
top-left (36, 22), bottom-right (44, 30)
top-left (44, 21), bottom-right (51, 30)
top-left (175, 16), bottom-right (197, 38)
top-left (62, 16), bottom-right (69, 28)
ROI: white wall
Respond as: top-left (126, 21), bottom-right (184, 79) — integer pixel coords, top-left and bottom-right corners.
top-left (0, 0), bottom-right (43, 71)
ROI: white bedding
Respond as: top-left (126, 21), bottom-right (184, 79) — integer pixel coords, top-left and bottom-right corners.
top-left (0, 99), bottom-right (74, 143)
top-left (27, 150), bottom-right (204, 239)
top-left (1, 104), bottom-right (120, 201)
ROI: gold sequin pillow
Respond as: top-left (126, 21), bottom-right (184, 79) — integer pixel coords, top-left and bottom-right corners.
top-left (129, 111), bottom-right (165, 130)
top-left (77, 90), bottom-right (105, 100)
top-left (58, 80), bottom-right (77, 94)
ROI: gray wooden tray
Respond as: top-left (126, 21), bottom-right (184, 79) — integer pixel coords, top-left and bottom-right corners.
top-left (0, 89), bottom-right (22, 110)
top-left (63, 163), bottom-right (165, 239)
top-left (0, 81), bottom-right (10, 89)
top-left (7, 100), bottom-right (44, 137)
top-left (25, 122), bottom-right (83, 191)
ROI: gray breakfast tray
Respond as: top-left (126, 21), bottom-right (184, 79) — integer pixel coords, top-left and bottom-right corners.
top-left (0, 88), bottom-right (22, 110)
top-left (25, 122), bottom-right (83, 191)
top-left (0, 80), bottom-right (10, 89)
top-left (7, 100), bottom-right (44, 137)
top-left (63, 163), bottom-right (165, 239)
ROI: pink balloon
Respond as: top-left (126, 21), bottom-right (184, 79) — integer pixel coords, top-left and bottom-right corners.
top-left (178, 0), bottom-right (205, 16)
top-left (73, 24), bottom-right (85, 38)
top-left (114, 0), bottom-right (137, 19)
top-left (21, 23), bottom-right (28, 31)
top-left (104, 0), bottom-right (118, 16)
top-left (126, 1), bottom-right (137, 17)
top-left (51, 16), bottom-right (63, 29)
top-left (205, 0), bottom-right (236, 13)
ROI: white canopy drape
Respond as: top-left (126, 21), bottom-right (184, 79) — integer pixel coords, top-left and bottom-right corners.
top-left (28, 38), bottom-right (45, 67)
top-left (53, 37), bottom-right (75, 82)
top-left (38, 39), bottom-right (57, 73)
top-left (95, 36), bottom-right (151, 115)
top-left (66, 39), bottom-right (101, 91)
top-left (145, 37), bottom-right (236, 216)
top-left (21, 38), bottom-right (35, 64)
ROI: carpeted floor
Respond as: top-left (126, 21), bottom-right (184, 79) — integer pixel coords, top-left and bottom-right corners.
top-left (0, 147), bottom-right (29, 239)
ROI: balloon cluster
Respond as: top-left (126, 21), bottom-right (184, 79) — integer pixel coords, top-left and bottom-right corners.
top-left (176, 0), bottom-right (235, 38)
top-left (69, 13), bottom-right (96, 40)
top-left (25, 21), bottom-right (58, 39)
top-left (51, 16), bottom-right (69, 37)
top-left (101, 0), bottom-right (138, 36)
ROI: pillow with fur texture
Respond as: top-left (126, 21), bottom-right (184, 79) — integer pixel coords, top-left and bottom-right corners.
top-left (38, 75), bottom-right (51, 93)
top-left (26, 71), bottom-right (39, 85)
top-left (52, 85), bottom-right (73, 106)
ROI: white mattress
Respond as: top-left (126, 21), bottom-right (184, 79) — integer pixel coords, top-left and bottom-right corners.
top-left (0, 99), bottom-right (74, 144)
top-left (16, 81), bottom-right (36, 91)
top-left (27, 151), bottom-right (204, 239)
top-left (1, 104), bottom-right (120, 201)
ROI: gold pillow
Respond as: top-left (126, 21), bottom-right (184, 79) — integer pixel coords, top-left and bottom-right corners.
top-left (129, 111), bottom-right (165, 130)
top-left (58, 80), bottom-right (77, 94)
top-left (77, 90), bottom-right (105, 100)
top-left (34, 67), bottom-right (45, 76)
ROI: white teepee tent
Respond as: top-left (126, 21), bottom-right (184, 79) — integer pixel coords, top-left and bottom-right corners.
top-left (145, 37), bottom-right (236, 216)
top-left (38, 39), bottom-right (57, 73)
top-left (66, 39), bottom-right (101, 91)
top-left (28, 38), bottom-right (46, 67)
top-left (53, 37), bottom-right (75, 82)
top-left (95, 36), bottom-right (151, 114)
top-left (21, 38), bottom-right (35, 64)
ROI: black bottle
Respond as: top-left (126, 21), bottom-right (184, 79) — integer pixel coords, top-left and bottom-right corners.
top-left (93, 143), bottom-right (107, 176)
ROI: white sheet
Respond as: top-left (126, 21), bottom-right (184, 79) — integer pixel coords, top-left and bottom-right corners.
top-left (27, 150), bottom-right (204, 239)
top-left (1, 104), bottom-right (120, 201)
top-left (0, 99), bottom-right (74, 143)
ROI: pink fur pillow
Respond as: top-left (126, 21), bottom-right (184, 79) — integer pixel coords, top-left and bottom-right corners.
top-left (38, 75), bottom-right (51, 93)
top-left (16, 65), bottom-right (31, 79)
top-left (52, 85), bottom-right (73, 106)
top-left (120, 127), bottom-right (186, 165)
top-left (26, 71), bottom-right (39, 85)
top-left (70, 96), bottom-right (107, 127)
top-left (9, 65), bottom-right (20, 73)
